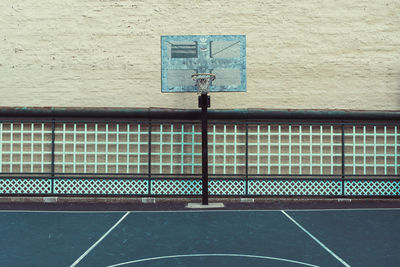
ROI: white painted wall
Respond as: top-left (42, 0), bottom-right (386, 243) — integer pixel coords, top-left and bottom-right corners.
top-left (0, 0), bottom-right (399, 110)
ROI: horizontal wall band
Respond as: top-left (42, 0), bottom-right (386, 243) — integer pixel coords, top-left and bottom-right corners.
top-left (0, 107), bottom-right (399, 121)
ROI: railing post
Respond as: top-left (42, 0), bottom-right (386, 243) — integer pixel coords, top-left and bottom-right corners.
top-left (148, 121), bottom-right (152, 196)
top-left (245, 123), bottom-right (249, 196)
top-left (341, 124), bottom-right (345, 196)
top-left (50, 118), bottom-right (56, 194)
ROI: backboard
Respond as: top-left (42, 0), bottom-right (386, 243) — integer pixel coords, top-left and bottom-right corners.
top-left (161, 35), bottom-right (246, 93)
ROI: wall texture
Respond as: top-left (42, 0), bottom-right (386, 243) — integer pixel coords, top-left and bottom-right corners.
top-left (0, 0), bottom-right (399, 110)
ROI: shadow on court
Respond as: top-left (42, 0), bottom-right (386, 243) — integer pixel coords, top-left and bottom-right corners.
top-left (0, 209), bottom-right (399, 267)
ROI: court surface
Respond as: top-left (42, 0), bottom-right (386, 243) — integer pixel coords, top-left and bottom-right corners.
top-left (1, 206), bottom-right (400, 267)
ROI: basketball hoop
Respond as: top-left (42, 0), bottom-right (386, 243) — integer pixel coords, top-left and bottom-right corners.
top-left (192, 73), bottom-right (216, 95)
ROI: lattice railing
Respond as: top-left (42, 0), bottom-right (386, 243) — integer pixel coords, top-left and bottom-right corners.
top-left (0, 119), bottom-right (399, 196)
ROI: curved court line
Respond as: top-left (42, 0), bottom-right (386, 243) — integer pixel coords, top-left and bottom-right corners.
top-left (106, 253), bottom-right (320, 267)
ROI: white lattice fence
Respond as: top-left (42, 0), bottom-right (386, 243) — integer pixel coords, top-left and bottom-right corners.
top-left (248, 179), bottom-right (343, 196)
top-left (344, 180), bottom-right (400, 196)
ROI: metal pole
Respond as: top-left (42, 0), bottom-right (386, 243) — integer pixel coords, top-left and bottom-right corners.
top-left (200, 94), bottom-right (209, 205)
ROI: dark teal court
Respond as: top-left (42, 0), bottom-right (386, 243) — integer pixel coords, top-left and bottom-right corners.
top-left (1, 209), bottom-right (399, 267)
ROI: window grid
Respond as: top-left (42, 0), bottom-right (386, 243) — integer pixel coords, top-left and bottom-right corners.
top-left (0, 121), bottom-right (398, 177)
top-left (150, 124), bottom-right (201, 175)
top-left (344, 125), bottom-right (399, 175)
top-left (247, 125), bottom-right (342, 175)
top-left (0, 123), bottom-right (52, 173)
top-left (208, 124), bottom-right (246, 175)
top-left (54, 123), bottom-right (149, 174)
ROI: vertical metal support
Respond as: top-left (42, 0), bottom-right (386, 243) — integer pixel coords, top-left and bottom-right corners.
top-left (0, 123), bottom-right (3, 173)
top-left (212, 124), bottom-right (216, 175)
top-left (127, 123), bottom-right (130, 173)
top-left (94, 124), bottom-right (98, 173)
top-left (363, 126), bottom-right (366, 175)
top-left (84, 123), bottom-right (87, 173)
top-left (395, 126), bottom-right (398, 175)
top-left (267, 125), bottom-right (271, 174)
top-left (200, 94), bottom-right (209, 205)
top-left (159, 124), bottom-right (163, 173)
top-left (104, 124), bottom-right (108, 173)
top-left (373, 126), bottom-right (377, 175)
top-left (73, 123), bottom-right (77, 173)
top-left (170, 124), bottom-right (174, 174)
top-left (352, 126), bottom-right (356, 175)
top-left (299, 125), bottom-right (302, 175)
top-left (137, 124), bottom-right (140, 173)
top-left (245, 123), bottom-right (249, 196)
top-left (289, 125), bottom-right (292, 174)
top-left (148, 121), bottom-right (152, 196)
top-left (278, 125), bottom-right (281, 175)
top-left (10, 123), bottom-right (13, 172)
top-left (51, 119), bottom-right (56, 194)
top-left (20, 124), bottom-right (23, 172)
top-left (115, 124), bottom-right (119, 173)
top-left (181, 124), bottom-right (184, 174)
top-left (309, 125), bottom-right (312, 174)
top-left (341, 124), bottom-right (345, 196)
top-left (384, 126), bottom-right (387, 175)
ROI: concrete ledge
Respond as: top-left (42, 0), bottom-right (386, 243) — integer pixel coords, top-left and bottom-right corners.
top-left (0, 197), bottom-right (399, 211)
top-left (0, 196), bottom-right (399, 205)
top-left (186, 202), bottom-right (225, 209)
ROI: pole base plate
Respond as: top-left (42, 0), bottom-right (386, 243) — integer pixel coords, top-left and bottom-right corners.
top-left (186, 202), bottom-right (224, 209)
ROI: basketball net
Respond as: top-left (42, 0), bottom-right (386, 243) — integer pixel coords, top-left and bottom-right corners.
top-left (192, 73), bottom-right (216, 95)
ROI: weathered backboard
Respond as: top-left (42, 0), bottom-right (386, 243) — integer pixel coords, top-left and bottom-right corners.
top-left (161, 35), bottom-right (246, 93)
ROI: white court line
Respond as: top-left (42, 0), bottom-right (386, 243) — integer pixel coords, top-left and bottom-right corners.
top-left (281, 211), bottom-right (351, 267)
top-left (70, 212), bottom-right (130, 267)
top-left (1, 207), bottom-right (400, 213)
top-left (106, 253), bottom-right (320, 267)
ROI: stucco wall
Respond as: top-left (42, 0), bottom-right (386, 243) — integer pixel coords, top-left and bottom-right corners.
top-left (0, 0), bottom-right (399, 110)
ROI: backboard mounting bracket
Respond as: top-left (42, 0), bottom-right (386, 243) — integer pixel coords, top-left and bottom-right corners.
top-left (198, 95), bottom-right (210, 108)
